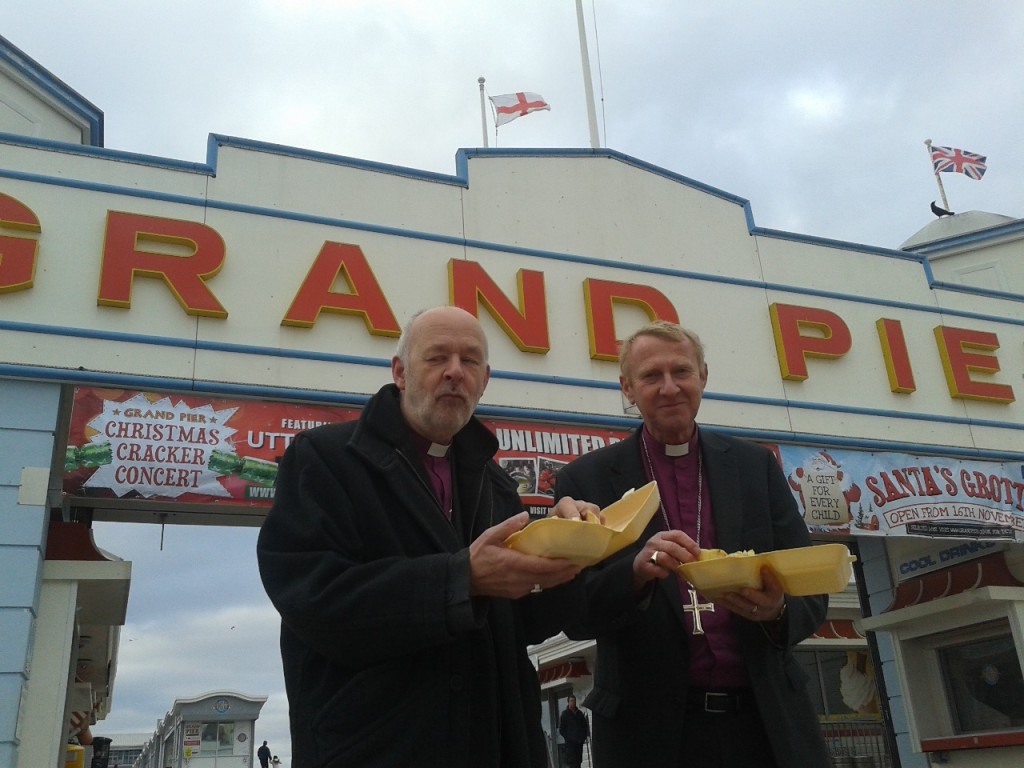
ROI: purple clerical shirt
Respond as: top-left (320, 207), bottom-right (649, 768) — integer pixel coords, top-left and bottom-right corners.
top-left (640, 427), bottom-right (749, 689)
top-left (412, 433), bottom-right (452, 521)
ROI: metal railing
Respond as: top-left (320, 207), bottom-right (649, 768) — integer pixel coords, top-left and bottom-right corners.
top-left (821, 718), bottom-right (892, 768)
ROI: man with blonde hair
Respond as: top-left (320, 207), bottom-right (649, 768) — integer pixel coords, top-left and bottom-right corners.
top-left (556, 319), bottom-right (830, 768)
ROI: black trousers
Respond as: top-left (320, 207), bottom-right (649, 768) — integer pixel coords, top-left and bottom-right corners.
top-left (562, 740), bottom-right (584, 768)
top-left (680, 690), bottom-right (780, 768)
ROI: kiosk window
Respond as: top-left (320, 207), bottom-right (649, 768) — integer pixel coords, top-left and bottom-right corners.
top-left (939, 619), bottom-right (1024, 734)
top-left (200, 722), bottom-right (235, 756)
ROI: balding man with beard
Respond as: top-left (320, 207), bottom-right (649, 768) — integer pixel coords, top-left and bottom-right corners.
top-left (258, 306), bottom-right (597, 768)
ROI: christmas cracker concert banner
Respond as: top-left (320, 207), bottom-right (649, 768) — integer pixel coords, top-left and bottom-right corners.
top-left (63, 388), bottom-right (357, 506)
top-left (62, 388), bottom-right (628, 513)
top-left (64, 389), bottom-right (1024, 540)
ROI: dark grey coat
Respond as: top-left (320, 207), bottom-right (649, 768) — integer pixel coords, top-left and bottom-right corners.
top-left (555, 429), bottom-right (831, 768)
top-left (258, 384), bottom-right (573, 768)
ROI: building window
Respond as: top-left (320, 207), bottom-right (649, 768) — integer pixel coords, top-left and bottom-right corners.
top-left (797, 649), bottom-right (880, 716)
top-left (796, 649), bottom-right (891, 766)
top-left (939, 618), bottom-right (1024, 734)
top-left (201, 722), bottom-right (235, 756)
top-left (860, 583), bottom-right (1024, 751)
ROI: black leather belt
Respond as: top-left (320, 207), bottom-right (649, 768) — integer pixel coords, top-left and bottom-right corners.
top-left (687, 689), bottom-right (747, 714)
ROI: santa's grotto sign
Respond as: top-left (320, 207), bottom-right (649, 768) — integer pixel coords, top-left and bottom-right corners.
top-left (777, 445), bottom-right (1024, 542)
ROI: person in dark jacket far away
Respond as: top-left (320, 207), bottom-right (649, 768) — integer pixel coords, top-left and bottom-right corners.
top-left (257, 740), bottom-right (271, 768)
top-left (258, 306), bottom-right (598, 768)
top-left (558, 695), bottom-right (589, 768)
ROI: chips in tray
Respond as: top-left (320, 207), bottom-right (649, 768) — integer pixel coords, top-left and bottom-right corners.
top-left (676, 543), bottom-right (856, 598)
top-left (504, 481), bottom-right (660, 567)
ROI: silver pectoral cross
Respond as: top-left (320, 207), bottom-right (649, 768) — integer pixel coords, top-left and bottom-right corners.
top-left (684, 588), bottom-right (715, 635)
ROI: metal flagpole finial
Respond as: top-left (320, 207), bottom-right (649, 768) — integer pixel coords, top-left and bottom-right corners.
top-left (478, 77), bottom-right (489, 148)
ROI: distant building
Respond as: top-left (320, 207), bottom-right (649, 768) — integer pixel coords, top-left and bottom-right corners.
top-left (103, 732), bottom-right (149, 768)
top-left (133, 692), bottom-right (267, 768)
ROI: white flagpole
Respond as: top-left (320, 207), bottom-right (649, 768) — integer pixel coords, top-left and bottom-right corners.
top-left (575, 0), bottom-right (601, 148)
top-left (479, 77), bottom-right (489, 148)
top-left (924, 139), bottom-right (950, 211)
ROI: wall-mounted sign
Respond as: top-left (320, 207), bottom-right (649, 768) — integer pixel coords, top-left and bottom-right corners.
top-left (64, 388), bottom-right (355, 506)
top-left (778, 445), bottom-right (1024, 542)
top-left (63, 388), bottom-right (629, 516)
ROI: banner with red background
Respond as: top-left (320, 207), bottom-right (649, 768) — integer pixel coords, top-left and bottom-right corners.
top-left (64, 388), bottom-right (357, 507)
top-left (63, 388), bottom-right (629, 515)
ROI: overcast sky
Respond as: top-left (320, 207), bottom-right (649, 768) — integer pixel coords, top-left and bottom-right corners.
top-left (6, 1), bottom-right (1022, 764)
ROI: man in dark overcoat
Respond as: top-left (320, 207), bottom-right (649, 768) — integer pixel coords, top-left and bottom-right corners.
top-left (556, 320), bottom-right (832, 768)
top-left (258, 306), bottom-right (596, 768)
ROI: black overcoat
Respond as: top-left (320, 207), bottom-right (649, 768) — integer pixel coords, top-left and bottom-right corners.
top-left (555, 429), bottom-right (832, 768)
top-left (258, 384), bottom-right (573, 768)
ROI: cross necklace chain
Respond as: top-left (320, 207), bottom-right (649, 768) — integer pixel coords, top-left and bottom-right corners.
top-left (641, 433), bottom-right (715, 636)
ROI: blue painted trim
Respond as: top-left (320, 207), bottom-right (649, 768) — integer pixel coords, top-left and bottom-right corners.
top-left (455, 146), bottom-right (751, 208)
top-left (0, 319), bottom-right (391, 366)
top-left (208, 134), bottom-right (464, 186)
top-left (2, 321), bottom-right (1021, 432)
top-left (0, 35), bottom-right (103, 146)
top-left (701, 388), bottom-right (1021, 431)
top-left (0, 133), bottom-right (212, 174)
top-left (928, 279), bottom-right (1024, 303)
top-left (0, 319), bottom-right (199, 348)
top-left (749, 226), bottom-right (926, 263)
top-left (2, 358), bottom-right (1021, 446)
top-left (920, 252), bottom-right (937, 284)
top-left (906, 219), bottom-right (1024, 256)
top-left (5, 308), bottom-right (1024, 431)
top-left (3, 331), bottom-right (1018, 433)
top-left (488, 369), bottom-right (620, 391)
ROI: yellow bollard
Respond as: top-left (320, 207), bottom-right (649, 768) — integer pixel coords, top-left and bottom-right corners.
top-left (66, 744), bottom-right (86, 768)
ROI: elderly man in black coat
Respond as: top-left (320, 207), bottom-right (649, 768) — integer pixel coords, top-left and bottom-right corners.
top-left (258, 306), bottom-right (597, 768)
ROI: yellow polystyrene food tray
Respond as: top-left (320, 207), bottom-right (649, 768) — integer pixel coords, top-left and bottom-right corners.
top-left (504, 481), bottom-right (660, 567)
top-left (676, 543), bottom-right (855, 598)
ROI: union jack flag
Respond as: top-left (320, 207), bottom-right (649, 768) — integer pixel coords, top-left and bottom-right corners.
top-left (930, 145), bottom-right (987, 180)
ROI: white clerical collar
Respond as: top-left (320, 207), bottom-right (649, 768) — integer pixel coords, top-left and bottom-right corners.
top-left (643, 426), bottom-right (697, 457)
top-left (427, 442), bottom-right (451, 458)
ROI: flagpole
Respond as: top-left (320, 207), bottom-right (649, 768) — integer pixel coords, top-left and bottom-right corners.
top-left (924, 139), bottom-right (950, 211)
top-left (478, 77), bottom-right (489, 148)
top-left (575, 0), bottom-right (601, 148)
